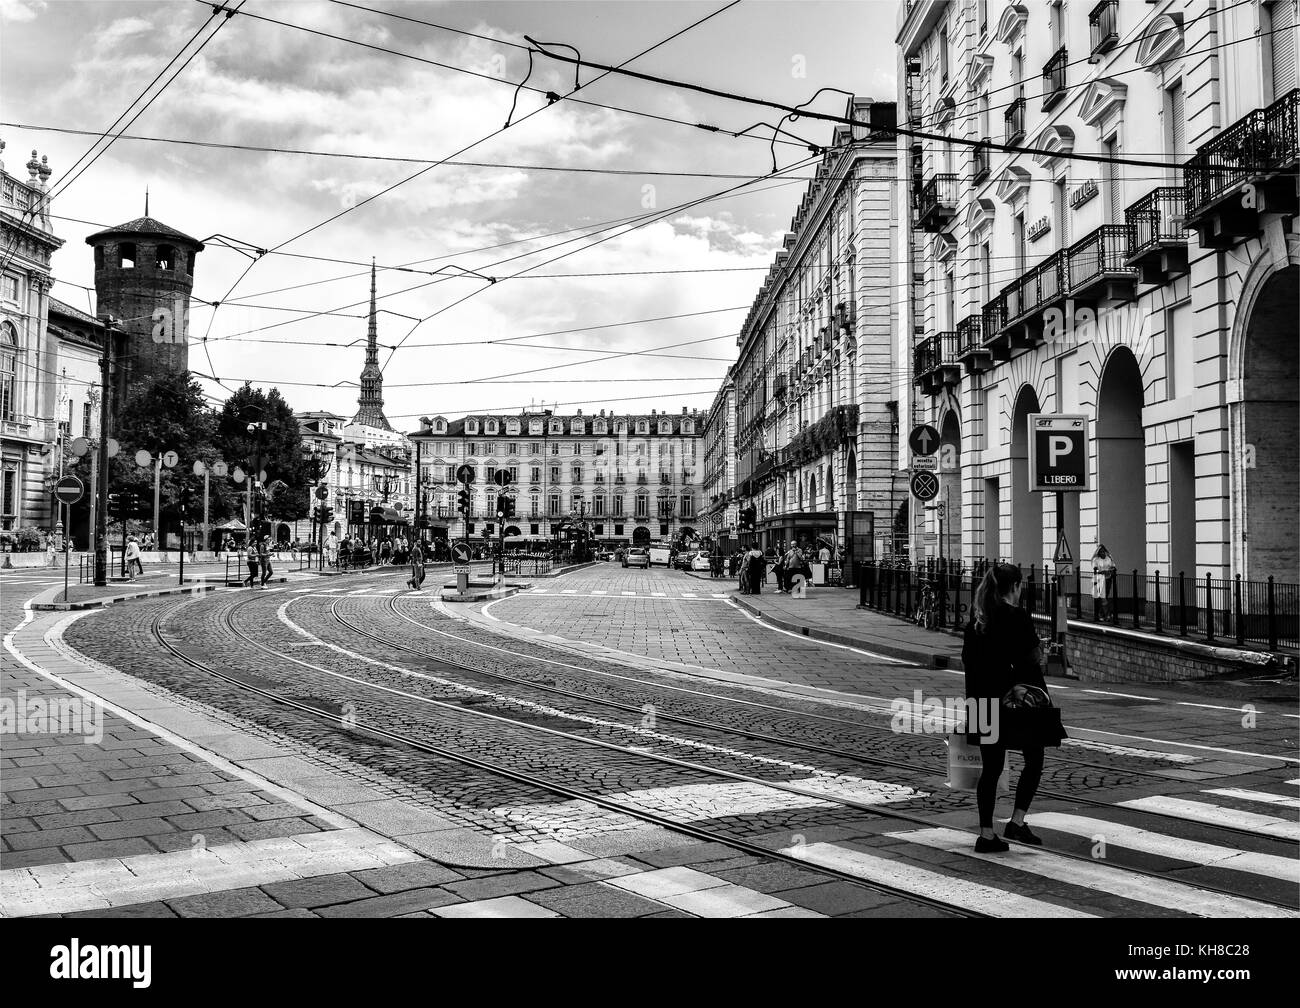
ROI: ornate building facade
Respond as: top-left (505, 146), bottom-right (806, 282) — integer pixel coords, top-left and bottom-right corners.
top-left (410, 408), bottom-right (702, 547)
top-left (898, 0), bottom-right (1297, 585)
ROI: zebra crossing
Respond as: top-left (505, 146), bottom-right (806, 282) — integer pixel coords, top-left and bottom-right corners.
top-left (773, 779), bottom-right (1300, 917)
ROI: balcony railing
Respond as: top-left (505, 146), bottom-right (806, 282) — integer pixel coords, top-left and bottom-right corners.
top-left (773, 371), bottom-right (788, 398)
top-left (1004, 96), bottom-right (1026, 145)
top-left (917, 173), bottom-right (958, 231)
top-left (972, 138), bottom-right (991, 184)
top-left (1066, 224), bottom-right (1137, 296)
top-left (1089, 1), bottom-right (1118, 57)
top-left (914, 332), bottom-right (961, 392)
top-left (1042, 47), bottom-right (1067, 111)
top-left (912, 337), bottom-right (940, 382)
top-left (982, 291), bottom-right (1007, 342)
top-left (956, 313), bottom-right (984, 356)
top-left (1126, 186), bottom-right (1187, 257)
top-left (1186, 88), bottom-right (1299, 219)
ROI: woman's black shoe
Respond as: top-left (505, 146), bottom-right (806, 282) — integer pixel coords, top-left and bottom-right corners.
top-left (974, 835), bottom-right (1009, 853)
top-left (1003, 821), bottom-right (1042, 845)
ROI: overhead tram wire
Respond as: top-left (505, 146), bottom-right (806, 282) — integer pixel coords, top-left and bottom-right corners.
top-left (0, 3), bottom-right (237, 278)
top-left (192, 0), bottom-right (747, 384)
top-left (522, 36), bottom-right (1292, 173)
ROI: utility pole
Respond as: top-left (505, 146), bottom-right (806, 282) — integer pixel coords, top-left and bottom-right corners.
top-left (93, 316), bottom-right (117, 587)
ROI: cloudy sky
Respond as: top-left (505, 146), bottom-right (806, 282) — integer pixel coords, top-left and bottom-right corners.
top-left (3, 0), bottom-right (898, 429)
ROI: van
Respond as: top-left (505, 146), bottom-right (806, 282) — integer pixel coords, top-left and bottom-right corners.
top-left (647, 544), bottom-right (672, 567)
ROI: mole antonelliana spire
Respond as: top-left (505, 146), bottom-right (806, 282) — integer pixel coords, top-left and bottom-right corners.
top-left (351, 258), bottom-right (393, 431)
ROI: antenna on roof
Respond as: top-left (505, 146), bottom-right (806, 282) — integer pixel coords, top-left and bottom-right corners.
top-left (144, 185), bottom-right (149, 217)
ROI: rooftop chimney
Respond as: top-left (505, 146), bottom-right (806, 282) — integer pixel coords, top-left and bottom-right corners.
top-left (577, 408), bottom-right (582, 415)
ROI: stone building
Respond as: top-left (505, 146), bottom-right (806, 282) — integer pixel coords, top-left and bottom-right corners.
top-left (730, 95), bottom-right (900, 560)
top-left (85, 205), bottom-right (204, 390)
top-left (700, 369), bottom-right (737, 553)
top-left (410, 407), bottom-right (702, 547)
top-left (0, 142), bottom-right (60, 535)
top-left (897, 0), bottom-right (1297, 587)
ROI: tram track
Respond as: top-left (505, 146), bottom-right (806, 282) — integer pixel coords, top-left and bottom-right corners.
top-left (366, 589), bottom-right (1298, 849)
top-left (146, 591), bottom-right (990, 919)
top-left (201, 587), bottom-right (1296, 915)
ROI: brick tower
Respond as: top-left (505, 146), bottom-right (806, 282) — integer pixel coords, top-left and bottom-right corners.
top-left (85, 205), bottom-right (204, 388)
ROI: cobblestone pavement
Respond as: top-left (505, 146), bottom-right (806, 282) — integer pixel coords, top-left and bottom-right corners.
top-left (4, 571), bottom-right (1297, 918)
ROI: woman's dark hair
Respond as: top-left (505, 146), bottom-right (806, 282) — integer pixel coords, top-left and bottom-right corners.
top-left (972, 562), bottom-right (1022, 633)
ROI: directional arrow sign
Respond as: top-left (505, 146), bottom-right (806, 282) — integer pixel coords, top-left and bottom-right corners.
top-left (455, 464), bottom-right (476, 484)
top-left (908, 424), bottom-right (941, 457)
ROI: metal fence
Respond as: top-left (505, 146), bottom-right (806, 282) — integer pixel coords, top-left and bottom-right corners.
top-left (855, 559), bottom-right (1298, 652)
top-left (501, 554), bottom-right (553, 576)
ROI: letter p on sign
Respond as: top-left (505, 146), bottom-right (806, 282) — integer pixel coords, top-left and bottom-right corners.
top-left (1049, 436), bottom-right (1072, 467)
top-left (1029, 414), bottom-right (1091, 493)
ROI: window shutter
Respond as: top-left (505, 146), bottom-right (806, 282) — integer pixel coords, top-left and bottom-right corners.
top-left (1271, 1), bottom-right (1298, 95)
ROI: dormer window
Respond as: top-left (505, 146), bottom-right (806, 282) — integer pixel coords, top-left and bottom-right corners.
top-left (435, 419), bottom-right (446, 433)
top-left (682, 420), bottom-right (694, 434)
top-left (486, 419), bottom-right (498, 434)
top-left (637, 420), bottom-right (648, 434)
top-left (571, 419), bottom-right (584, 434)
top-left (466, 419), bottom-right (479, 434)
top-left (658, 420), bottom-right (671, 434)
top-left (615, 421), bottom-right (626, 434)
top-left (593, 419), bottom-right (607, 435)
top-left (506, 419), bottom-right (520, 435)
top-left (550, 420), bottom-right (562, 434)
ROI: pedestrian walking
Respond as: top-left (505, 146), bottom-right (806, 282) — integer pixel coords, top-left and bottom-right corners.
top-left (961, 563), bottom-right (1066, 853)
top-left (773, 543), bottom-right (788, 593)
top-left (244, 542), bottom-right (259, 587)
top-left (124, 536), bottom-right (143, 580)
top-left (1091, 545), bottom-right (1116, 621)
top-left (406, 540), bottom-right (426, 590)
top-left (258, 535), bottom-right (274, 586)
top-left (326, 531), bottom-right (339, 567)
top-left (745, 546), bottom-right (765, 596)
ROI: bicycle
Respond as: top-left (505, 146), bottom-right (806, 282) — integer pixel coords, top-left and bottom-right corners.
top-left (914, 579), bottom-right (938, 630)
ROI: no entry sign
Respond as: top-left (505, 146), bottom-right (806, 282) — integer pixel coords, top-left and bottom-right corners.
top-left (1028, 414), bottom-right (1090, 492)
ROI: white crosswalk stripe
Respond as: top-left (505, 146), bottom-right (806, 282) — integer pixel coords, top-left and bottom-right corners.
top-left (621, 591), bottom-right (636, 596)
top-left (888, 828), bottom-right (1297, 918)
top-left (1203, 787), bottom-right (1300, 810)
top-left (779, 842), bottom-right (1095, 918)
top-left (1117, 796), bottom-right (1300, 841)
top-left (1028, 812), bottom-right (1300, 884)
top-left (591, 590), bottom-right (607, 595)
top-left (651, 592), bottom-right (666, 597)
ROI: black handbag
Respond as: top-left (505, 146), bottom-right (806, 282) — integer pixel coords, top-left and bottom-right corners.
top-left (998, 684), bottom-right (1067, 748)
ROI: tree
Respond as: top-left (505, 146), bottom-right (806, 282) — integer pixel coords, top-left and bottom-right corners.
top-left (213, 384), bottom-right (310, 522)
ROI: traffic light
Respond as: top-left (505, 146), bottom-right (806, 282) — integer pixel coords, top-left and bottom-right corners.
top-left (740, 506), bottom-right (756, 532)
top-left (457, 487), bottom-right (471, 517)
top-left (496, 494), bottom-right (515, 520)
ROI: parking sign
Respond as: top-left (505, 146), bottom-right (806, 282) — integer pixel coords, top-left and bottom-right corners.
top-left (1028, 414), bottom-right (1090, 493)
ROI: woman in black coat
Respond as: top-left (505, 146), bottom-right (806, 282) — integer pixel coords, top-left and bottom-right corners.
top-left (961, 562), bottom-right (1060, 852)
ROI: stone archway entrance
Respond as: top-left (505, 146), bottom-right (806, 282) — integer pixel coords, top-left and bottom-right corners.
top-left (632, 525), bottom-right (650, 546)
top-left (1097, 347), bottom-right (1147, 576)
top-left (1242, 264), bottom-right (1299, 584)
top-left (1009, 386), bottom-right (1042, 569)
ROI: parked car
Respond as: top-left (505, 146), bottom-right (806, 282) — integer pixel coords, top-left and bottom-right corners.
top-left (690, 552), bottom-right (712, 572)
top-left (671, 551), bottom-right (695, 570)
top-left (625, 547), bottom-right (650, 568)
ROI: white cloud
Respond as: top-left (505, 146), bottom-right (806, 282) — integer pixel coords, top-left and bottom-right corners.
top-left (0, 0), bottom-right (45, 23)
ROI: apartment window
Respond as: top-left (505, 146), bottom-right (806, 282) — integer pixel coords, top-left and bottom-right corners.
top-left (1, 462), bottom-right (18, 521)
top-left (82, 401), bottom-right (93, 437)
top-left (660, 472), bottom-right (671, 485)
top-left (530, 442), bottom-right (541, 454)
top-left (939, 26), bottom-right (950, 86)
top-left (1164, 81), bottom-right (1185, 183)
top-left (979, 0), bottom-right (988, 35)
top-left (593, 495), bottom-right (605, 517)
top-left (508, 442), bottom-right (517, 455)
top-left (0, 275), bottom-right (18, 303)
top-left (980, 241), bottom-right (992, 306)
top-left (508, 466), bottom-right (518, 484)
top-left (613, 496), bottom-right (624, 517)
top-left (1056, 179), bottom-right (1070, 249)
top-left (548, 493), bottom-right (560, 516)
top-left (531, 466), bottom-right (541, 484)
top-left (1104, 137), bottom-right (1122, 223)
top-left (530, 494), bottom-right (540, 516)
top-left (978, 93), bottom-right (990, 141)
top-left (635, 495), bottom-right (648, 518)
top-left (468, 444), bottom-right (477, 456)
top-left (680, 495), bottom-right (694, 519)
top-left (0, 323), bottom-right (16, 422)
top-left (571, 443), bottom-right (581, 455)
top-left (1268, 0), bottom-right (1298, 98)
top-left (550, 465), bottom-right (560, 483)
top-left (572, 466), bottom-right (582, 483)
top-left (486, 465), bottom-right (497, 484)
top-left (445, 465), bottom-right (456, 483)
top-left (550, 443), bottom-right (559, 455)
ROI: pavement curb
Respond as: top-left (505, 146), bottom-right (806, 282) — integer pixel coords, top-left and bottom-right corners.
top-left (728, 594), bottom-right (963, 670)
top-left (29, 582), bottom-right (222, 611)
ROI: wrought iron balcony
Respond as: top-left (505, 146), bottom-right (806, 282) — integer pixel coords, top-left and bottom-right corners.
top-left (1066, 224), bottom-right (1138, 303)
top-left (972, 139), bottom-right (991, 184)
top-left (988, 252), bottom-right (1067, 355)
top-left (913, 332), bottom-right (961, 395)
top-left (1125, 186), bottom-right (1189, 283)
top-left (1042, 47), bottom-right (1068, 111)
top-left (1089, 1), bottom-right (1118, 58)
top-left (918, 174), bottom-right (958, 232)
top-left (1004, 96), bottom-right (1026, 145)
top-left (956, 313), bottom-right (993, 374)
top-left (1185, 89), bottom-right (1298, 248)
top-left (773, 371), bottom-right (788, 398)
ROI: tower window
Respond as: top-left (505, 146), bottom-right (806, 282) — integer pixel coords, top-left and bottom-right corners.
top-left (118, 242), bottom-right (136, 269)
top-left (156, 245), bottom-right (175, 271)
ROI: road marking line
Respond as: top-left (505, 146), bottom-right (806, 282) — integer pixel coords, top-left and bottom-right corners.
top-left (591, 590), bottom-right (607, 595)
top-left (781, 842), bottom-right (1094, 918)
top-left (1117, 796), bottom-right (1300, 840)
top-left (621, 591), bottom-right (636, 596)
top-left (1027, 812), bottom-right (1300, 884)
top-left (1203, 787), bottom-right (1300, 810)
top-left (1176, 701), bottom-right (1300, 719)
top-left (888, 828), bottom-right (1296, 919)
top-left (726, 600), bottom-right (913, 665)
top-left (1067, 728), bottom-right (1300, 765)
top-left (1083, 689), bottom-right (1160, 701)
